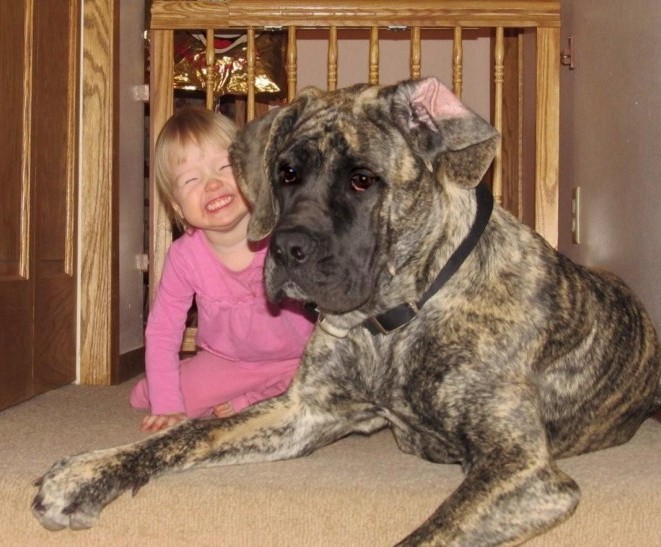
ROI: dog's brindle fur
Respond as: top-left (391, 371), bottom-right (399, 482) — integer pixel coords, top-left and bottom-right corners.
top-left (33, 78), bottom-right (661, 545)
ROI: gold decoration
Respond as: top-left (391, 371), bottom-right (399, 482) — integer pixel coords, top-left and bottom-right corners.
top-left (170, 31), bottom-right (286, 97)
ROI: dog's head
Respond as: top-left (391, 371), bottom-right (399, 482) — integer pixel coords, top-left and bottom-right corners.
top-left (231, 77), bottom-right (498, 315)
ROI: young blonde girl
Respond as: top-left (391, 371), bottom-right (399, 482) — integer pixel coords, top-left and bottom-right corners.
top-left (130, 106), bottom-right (314, 432)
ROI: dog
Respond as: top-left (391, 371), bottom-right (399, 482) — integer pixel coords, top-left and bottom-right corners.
top-left (32, 77), bottom-right (661, 545)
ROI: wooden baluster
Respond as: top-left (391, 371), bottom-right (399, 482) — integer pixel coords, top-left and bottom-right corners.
top-left (205, 29), bottom-right (215, 110)
top-left (492, 27), bottom-right (504, 207)
top-left (246, 28), bottom-right (256, 121)
top-left (328, 26), bottom-right (338, 91)
top-left (452, 27), bottom-right (463, 98)
top-left (410, 26), bottom-right (421, 80)
top-left (287, 26), bottom-right (297, 101)
top-left (369, 26), bottom-right (379, 85)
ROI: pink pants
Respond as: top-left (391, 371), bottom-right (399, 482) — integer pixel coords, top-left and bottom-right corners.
top-left (129, 349), bottom-right (300, 418)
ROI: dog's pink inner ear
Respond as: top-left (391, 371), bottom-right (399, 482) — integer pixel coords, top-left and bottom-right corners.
top-left (410, 78), bottom-right (471, 123)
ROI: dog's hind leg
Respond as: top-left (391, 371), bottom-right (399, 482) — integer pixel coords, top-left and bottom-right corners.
top-left (32, 392), bottom-right (385, 531)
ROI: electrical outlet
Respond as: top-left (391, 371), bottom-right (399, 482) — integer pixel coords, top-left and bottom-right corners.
top-left (571, 187), bottom-right (581, 244)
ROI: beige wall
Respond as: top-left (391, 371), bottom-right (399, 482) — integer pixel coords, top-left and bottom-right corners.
top-left (559, 0), bottom-right (661, 329)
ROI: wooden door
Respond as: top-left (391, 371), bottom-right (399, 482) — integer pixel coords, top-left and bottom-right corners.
top-left (0, 1), bottom-right (79, 410)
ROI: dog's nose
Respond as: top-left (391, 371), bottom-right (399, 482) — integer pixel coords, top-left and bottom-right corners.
top-left (271, 230), bottom-right (316, 265)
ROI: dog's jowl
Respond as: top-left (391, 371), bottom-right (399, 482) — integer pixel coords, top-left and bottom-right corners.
top-left (32, 77), bottom-right (661, 545)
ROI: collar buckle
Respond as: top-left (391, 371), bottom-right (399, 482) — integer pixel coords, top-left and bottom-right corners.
top-left (366, 301), bottom-right (419, 335)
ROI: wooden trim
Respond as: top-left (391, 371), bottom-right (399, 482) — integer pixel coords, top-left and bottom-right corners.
top-left (534, 26), bottom-right (560, 247)
top-left (150, 1), bottom-right (561, 30)
top-left (65, 0), bottom-right (79, 277)
top-left (19, 0), bottom-right (34, 281)
top-left (79, 0), bottom-right (119, 384)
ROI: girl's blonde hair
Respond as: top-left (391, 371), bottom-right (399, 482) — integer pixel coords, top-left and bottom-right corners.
top-left (154, 106), bottom-right (238, 230)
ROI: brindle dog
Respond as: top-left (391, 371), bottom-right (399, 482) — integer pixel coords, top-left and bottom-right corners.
top-left (33, 77), bottom-right (661, 545)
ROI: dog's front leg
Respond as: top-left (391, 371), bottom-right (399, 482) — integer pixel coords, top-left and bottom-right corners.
top-left (32, 393), bottom-right (380, 531)
top-left (397, 439), bottom-right (581, 547)
top-left (397, 455), bottom-right (580, 546)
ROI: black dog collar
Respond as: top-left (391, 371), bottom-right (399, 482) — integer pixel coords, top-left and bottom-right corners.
top-left (309, 182), bottom-right (493, 337)
top-left (364, 181), bottom-right (493, 335)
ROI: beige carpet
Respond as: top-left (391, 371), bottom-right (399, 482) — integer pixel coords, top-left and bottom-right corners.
top-left (1, 378), bottom-right (659, 546)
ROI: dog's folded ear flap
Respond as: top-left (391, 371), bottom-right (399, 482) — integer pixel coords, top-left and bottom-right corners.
top-left (230, 107), bottom-right (282, 241)
top-left (230, 87), bottom-right (323, 241)
top-left (391, 77), bottom-right (500, 188)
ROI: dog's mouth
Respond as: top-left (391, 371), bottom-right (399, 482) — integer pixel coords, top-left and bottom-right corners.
top-left (264, 252), bottom-right (370, 314)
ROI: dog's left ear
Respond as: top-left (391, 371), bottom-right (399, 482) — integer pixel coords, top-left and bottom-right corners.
top-left (389, 77), bottom-right (499, 188)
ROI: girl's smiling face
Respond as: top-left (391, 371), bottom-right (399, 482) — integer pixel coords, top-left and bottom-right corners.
top-left (170, 141), bottom-right (250, 235)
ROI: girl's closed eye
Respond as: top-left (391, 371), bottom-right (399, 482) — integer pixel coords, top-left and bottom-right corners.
top-left (174, 177), bottom-right (196, 189)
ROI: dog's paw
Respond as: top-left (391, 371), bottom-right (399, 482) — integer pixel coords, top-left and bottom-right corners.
top-left (31, 449), bottom-right (123, 531)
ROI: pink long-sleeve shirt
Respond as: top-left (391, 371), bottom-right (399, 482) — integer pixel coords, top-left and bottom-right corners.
top-left (145, 229), bottom-right (314, 415)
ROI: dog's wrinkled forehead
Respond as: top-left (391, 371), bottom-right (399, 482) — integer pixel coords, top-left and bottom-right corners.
top-left (281, 85), bottom-right (402, 166)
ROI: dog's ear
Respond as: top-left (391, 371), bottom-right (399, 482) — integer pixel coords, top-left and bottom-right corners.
top-left (230, 87), bottom-right (323, 241)
top-left (230, 107), bottom-right (282, 241)
top-left (389, 77), bottom-right (499, 188)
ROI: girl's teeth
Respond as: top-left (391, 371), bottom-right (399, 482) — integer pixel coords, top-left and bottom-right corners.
top-left (206, 196), bottom-right (232, 212)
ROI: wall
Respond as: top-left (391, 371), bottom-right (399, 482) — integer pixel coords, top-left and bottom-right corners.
top-left (559, 0), bottom-right (661, 329)
top-left (118, 0), bottom-right (146, 354)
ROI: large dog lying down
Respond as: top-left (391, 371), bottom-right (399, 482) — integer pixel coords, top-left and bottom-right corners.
top-left (33, 77), bottom-right (661, 545)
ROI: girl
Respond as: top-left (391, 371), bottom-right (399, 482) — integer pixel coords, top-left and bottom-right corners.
top-left (130, 106), bottom-right (314, 432)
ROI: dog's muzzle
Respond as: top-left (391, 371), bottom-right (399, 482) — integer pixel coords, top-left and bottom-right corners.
top-left (271, 229), bottom-right (317, 267)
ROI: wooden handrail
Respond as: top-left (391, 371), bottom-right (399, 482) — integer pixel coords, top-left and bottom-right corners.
top-left (150, 0), bottom-right (560, 30)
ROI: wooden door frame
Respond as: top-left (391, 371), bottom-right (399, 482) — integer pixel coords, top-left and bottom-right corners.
top-left (78, 0), bottom-right (120, 384)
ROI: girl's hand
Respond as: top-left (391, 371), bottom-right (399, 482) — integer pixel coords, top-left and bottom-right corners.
top-left (212, 402), bottom-right (235, 418)
top-left (140, 412), bottom-right (187, 433)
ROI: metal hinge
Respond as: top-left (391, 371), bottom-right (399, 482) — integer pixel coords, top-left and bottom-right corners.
top-left (560, 35), bottom-right (576, 69)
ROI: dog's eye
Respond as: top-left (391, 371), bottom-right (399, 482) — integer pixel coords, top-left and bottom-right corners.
top-left (279, 166), bottom-right (299, 185)
top-left (350, 171), bottom-right (379, 193)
